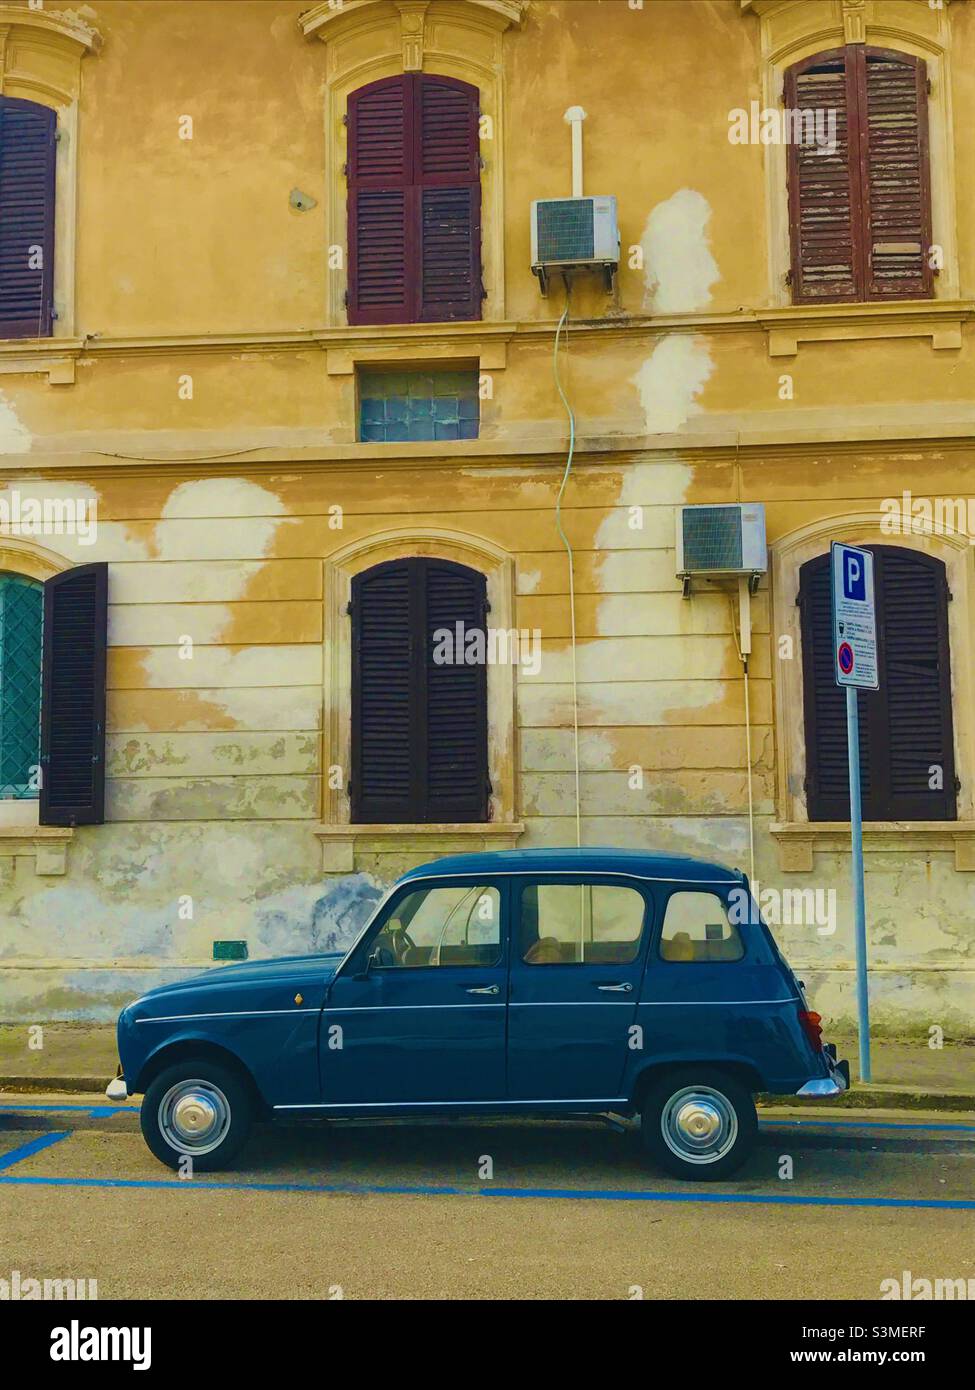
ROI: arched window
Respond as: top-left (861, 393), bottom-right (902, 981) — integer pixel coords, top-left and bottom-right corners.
top-left (798, 546), bottom-right (955, 821)
top-left (346, 74), bottom-right (481, 325)
top-left (0, 96), bottom-right (56, 338)
top-left (350, 557), bottom-right (488, 823)
top-left (0, 573), bottom-right (43, 798)
top-left (785, 46), bottom-right (932, 303)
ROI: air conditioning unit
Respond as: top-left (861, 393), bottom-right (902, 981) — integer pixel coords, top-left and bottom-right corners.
top-left (676, 504), bottom-right (767, 594)
top-left (530, 196), bottom-right (619, 294)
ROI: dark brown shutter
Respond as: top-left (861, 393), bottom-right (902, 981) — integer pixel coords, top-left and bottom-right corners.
top-left (858, 48), bottom-right (933, 300)
top-left (0, 96), bottom-right (56, 338)
top-left (351, 558), bottom-right (488, 824)
top-left (786, 46), bottom-right (933, 304)
top-left (876, 547), bottom-right (955, 817)
top-left (347, 74), bottom-right (480, 325)
top-left (786, 49), bottom-right (861, 303)
top-left (415, 76), bottom-right (481, 322)
top-left (424, 560), bottom-right (488, 820)
top-left (347, 77), bottom-right (413, 326)
top-left (39, 563), bottom-right (108, 826)
top-left (800, 548), bottom-right (954, 821)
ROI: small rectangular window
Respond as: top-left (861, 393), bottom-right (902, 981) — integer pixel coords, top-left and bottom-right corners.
top-left (659, 891), bottom-right (744, 963)
top-left (520, 882), bottom-right (646, 965)
top-left (358, 368), bottom-right (479, 443)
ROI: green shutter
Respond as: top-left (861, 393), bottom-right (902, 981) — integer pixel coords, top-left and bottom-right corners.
top-left (0, 574), bottom-right (43, 798)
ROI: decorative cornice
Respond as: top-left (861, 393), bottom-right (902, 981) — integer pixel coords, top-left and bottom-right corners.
top-left (0, 3), bottom-right (101, 54)
top-left (298, 0), bottom-right (526, 41)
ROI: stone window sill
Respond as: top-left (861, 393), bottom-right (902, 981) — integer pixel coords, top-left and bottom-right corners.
top-left (313, 822), bottom-right (525, 873)
top-left (757, 301), bottom-right (970, 358)
top-left (0, 826), bottom-right (74, 876)
top-left (770, 821), bottom-right (975, 872)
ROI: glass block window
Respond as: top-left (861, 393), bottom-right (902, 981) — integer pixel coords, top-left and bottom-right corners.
top-left (359, 369), bottom-right (479, 444)
top-left (0, 574), bottom-right (43, 799)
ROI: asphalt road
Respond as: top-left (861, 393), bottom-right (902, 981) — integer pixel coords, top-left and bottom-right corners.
top-left (0, 1093), bottom-right (973, 1300)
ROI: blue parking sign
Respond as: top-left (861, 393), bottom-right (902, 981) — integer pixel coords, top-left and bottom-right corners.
top-left (830, 542), bottom-right (878, 690)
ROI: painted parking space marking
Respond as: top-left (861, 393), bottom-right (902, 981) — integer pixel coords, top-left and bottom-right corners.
top-left (0, 1132), bottom-right (72, 1171)
top-left (0, 1104), bottom-right (133, 1117)
top-left (0, 1170), bottom-right (973, 1211)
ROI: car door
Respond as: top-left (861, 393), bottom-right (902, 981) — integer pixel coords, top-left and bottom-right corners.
top-left (506, 875), bottom-right (653, 1101)
top-left (319, 877), bottom-right (507, 1106)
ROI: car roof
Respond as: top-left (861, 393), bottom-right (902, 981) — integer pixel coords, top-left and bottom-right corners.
top-left (397, 847), bottom-right (744, 885)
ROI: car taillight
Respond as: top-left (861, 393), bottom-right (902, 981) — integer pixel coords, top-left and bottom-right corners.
top-left (799, 1009), bottom-right (824, 1052)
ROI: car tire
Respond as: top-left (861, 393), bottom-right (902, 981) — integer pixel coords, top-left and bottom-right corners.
top-left (640, 1067), bottom-right (757, 1181)
top-left (141, 1059), bottom-right (253, 1172)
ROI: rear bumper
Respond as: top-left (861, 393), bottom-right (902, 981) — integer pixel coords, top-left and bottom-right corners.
top-left (796, 1056), bottom-right (850, 1098)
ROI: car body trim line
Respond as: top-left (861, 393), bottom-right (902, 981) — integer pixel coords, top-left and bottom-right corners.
top-left (135, 1009), bottom-right (321, 1023)
top-left (323, 1003), bottom-right (506, 1012)
top-left (637, 998), bottom-right (800, 1007)
top-left (272, 1097), bottom-right (630, 1111)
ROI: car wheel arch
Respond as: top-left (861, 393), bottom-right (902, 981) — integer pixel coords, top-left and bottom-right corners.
top-left (133, 1038), bottom-right (266, 1113)
top-left (630, 1058), bottom-right (763, 1111)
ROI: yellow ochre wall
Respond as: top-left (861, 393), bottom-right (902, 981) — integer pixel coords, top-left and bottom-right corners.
top-left (0, 0), bottom-right (972, 1032)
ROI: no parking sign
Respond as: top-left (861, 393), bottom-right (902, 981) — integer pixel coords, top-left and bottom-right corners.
top-left (831, 542), bottom-right (878, 690)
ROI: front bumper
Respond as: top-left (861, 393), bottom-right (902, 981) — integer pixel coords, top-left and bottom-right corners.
top-left (106, 1063), bottom-right (128, 1102)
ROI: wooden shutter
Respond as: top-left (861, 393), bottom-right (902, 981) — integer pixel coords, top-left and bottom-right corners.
top-left (786, 49), bottom-right (862, 303)
top-left (39, 563), bottom-right (108, 826)
top-left (346, 74), bottom-right (481, 325)
top-left (787, 47), bottom-right (933, 304)
top-left (415, 76), bottom-right (481, 322)
top-left (424, 561), bottom-right (488, 820)
top-left (0, 96), bottom-right (56, 338)
top-left (799, 548), bottom-right (954, 821)
top-left (351, 558), bottom-right (488, 824)
top-left (876, 547), bottom-right (954, 818)
top-left (857, 48), bottom-right (933, 300)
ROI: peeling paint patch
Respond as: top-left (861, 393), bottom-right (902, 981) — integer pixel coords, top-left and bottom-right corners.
top-left (0, 391), bottom-right (31, 455)
top-left (638, 189), bottom-right (720, 314)
top-left (253, 875), bottom-right (383, 957)
top-left (630, 335), bottom-right (714, 435)
top-left (518, 568), bottom-right (542, 595)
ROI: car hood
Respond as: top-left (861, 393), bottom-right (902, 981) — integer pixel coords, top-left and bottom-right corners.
top-left (134, 951), bottom-right (347, 1003)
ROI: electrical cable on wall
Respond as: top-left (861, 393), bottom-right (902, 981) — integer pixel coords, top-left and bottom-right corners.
top-left (553, 280), bottom-right (582, 848)
top-left (729, 587), bottom-right (756, 887)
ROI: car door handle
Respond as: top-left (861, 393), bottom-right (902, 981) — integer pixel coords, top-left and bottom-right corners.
top-left (464, 984), bottom-right (500, 995)
top-left (597, 982), bottom-right (632, 992)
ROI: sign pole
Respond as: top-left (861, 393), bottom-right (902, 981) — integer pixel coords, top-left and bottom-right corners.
top-left (831, 541), bottom-right (878, 1089)
top-left (845, 685), bottom-right (871, 1084)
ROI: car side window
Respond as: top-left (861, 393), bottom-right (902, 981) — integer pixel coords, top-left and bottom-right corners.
top-left (659, 891), bottom-right (744, 963)
top-left (519, 882), bottom-right (646, 965)
top-left (370, 885), bottom-right (500, 968)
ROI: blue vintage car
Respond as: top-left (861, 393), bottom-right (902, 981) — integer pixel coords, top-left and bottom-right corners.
top-left (114, 849), bottom-right (849, 1180)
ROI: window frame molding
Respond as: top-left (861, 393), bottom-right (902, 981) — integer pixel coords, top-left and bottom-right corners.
top-left (0, 536), bottom-right (72, 870)
top-left (769, 510), bottom-right (975, 868)
top-left (300, 0), bottom-right (524, 327)
top-left (0, 4), bottom-right (100, 344)
top-left (319, 527), bottom-right (520, 862)
top-left (745, 0), bottom-right (959, 311)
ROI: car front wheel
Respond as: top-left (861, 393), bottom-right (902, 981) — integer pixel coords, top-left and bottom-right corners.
top-left (141, 1060), bottom-right (253, 1172)
top-left (640, 1067), bottom-right (757, 1181)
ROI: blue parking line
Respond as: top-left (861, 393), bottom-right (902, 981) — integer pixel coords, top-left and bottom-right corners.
top-left (0, 1132), bottom-right (72, 1171)
top-left (0, 1104), bottom-right (131, 1117)
top-left (759, 1118), bottom-right (975, 1133)
top-left (0, 1171), bottom-right (972, 1210)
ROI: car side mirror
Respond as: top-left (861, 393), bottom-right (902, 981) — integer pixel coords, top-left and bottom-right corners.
top-left (352, 947), bottom-right (382, 981)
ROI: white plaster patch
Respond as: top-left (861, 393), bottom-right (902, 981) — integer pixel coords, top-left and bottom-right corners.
top-left (638, 189), bottom-right (719, 314)
top-left (0, 391), bottom-right (31, 455)
top-left (630, 335), bottom-right (714, 435)
top-left (517, 568), bottom-right (541, 595)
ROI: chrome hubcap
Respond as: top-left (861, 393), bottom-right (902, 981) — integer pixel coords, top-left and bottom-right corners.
top-left (661, 1085), bottom-right (738, 1165)
top-left (158, 1080), bottom-right (231, 1156)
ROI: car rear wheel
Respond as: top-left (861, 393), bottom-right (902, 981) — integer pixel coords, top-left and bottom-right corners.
top-left (640, 1067), bottom-right (757, 1181)
top-left (141, 1060), bottom-right (253, 1172)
